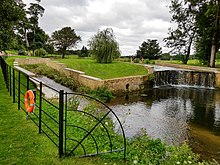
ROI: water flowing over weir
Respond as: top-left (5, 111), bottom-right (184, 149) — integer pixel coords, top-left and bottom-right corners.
top-left (154, 69), bottom-right (215, 88)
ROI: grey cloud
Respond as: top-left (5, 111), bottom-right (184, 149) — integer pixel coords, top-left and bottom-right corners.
top-left (25, 0), bottom-right (172, 55)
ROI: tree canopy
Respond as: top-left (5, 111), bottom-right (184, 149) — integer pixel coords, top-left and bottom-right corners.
top-left (88, 28), bottom-right (120, 63)
top-left (165, 0), bottom-right (220, 67)
top-left (0, 0), bottom-right (25, 53)
top-left (164, 0), bottom-right (197, 64)
top-left (136, 39), bottom-right (162, 60)
top-left (51, 27), bottom-right (81, 58)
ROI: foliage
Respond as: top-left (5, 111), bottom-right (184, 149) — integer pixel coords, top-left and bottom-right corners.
top-left (165, 143), bottom-right (200, 164)
top-left (88, 28), bottom-right (120, 63)
top-left (79, 45), bottom-right (89, 57)
top-left (164, 0), bottom-right (196, 64)
top-left (22, 64), bottom-right (79, 91)
top-left (26, 0), bottom-right (45, 55)
top-left (0, 0), bottom-right (25, 52)
top-left (34, 48), bottom-right (47, 57)
top-left (78, 86), bottom-right (114, 102)
top-left (51, 27), bottom-right (81, 58)
top-left (18, 49), bottom-right (26, 55)
top-left (194, 1), bottom-right (220, 67)
top-left (136, 39), bottom-right (162, 60)
top-left (126, 133), bottom-right (166, 165)
top-left (27, 26), bottom-right (49, 52)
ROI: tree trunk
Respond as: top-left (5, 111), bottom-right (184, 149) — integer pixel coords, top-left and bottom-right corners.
top-left (184, 35), bottom-right (194, 64)
top-left (25, 29), bottom-right (31, 56)
top-left (210, 35), bottom-right (216, 68)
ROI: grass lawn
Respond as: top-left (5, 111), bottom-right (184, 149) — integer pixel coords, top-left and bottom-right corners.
top-left (0, 69), bottom-right (120, 165)
top-left (57, 56), bottom-right (148, 79)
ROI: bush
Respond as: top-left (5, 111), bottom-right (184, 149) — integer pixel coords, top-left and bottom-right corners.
top-left (78, 86), bottom-right (113, 102)
top-left (18, 49), bottom-right (25, 55)
top-left (35, 48), bottom-right (47, 57)
top-left (22, 64), bottom-right (79, 91)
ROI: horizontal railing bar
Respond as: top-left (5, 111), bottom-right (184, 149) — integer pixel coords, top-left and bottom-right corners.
top-left (40, 128), bottom-right (59, 148)
top-left (41, 120), bottom-right (59, 138)
top-left (42, 98), bottom-right (59, 110)
top-left (41, 110), bottom-right (59, 125)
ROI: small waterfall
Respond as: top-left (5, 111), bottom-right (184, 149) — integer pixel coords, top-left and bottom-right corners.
top-left (154, 70), bottom-right (215, 88)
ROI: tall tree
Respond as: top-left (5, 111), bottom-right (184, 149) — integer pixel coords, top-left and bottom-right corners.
top-left (136, 39), bottom-right (162, 60)
top-left (27, 0), bottom-right (45, 55)
top-left (164, 0), bottom-right (197, 64)
top-left (51, 27), bottom-right (81, 58)
top-left (208, 0), bottom-right (220, 67)
top-left (0, 0), bottom-right (25, 53)
top-left (88, 28), bottom-right (120, 63)
top-left (190, 0), bottom-right (220, 67)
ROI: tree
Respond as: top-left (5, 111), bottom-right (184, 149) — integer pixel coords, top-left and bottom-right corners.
top-left (26, 0), bottom-right (45, 55)
top-left (136, 39), bottom-right (162, 60)
top-left (27, 26), bottom-right (49, 52)
top-left (51, 27), bottom-right (81, 58)
top-left (79, 46), bottom-right (89, 57)
top-left (0, 0), bottom-right (25, 53)
top-left (164, 0), bottom-right (197, 64)
top-left (88, 28), bottom-right (120, 63)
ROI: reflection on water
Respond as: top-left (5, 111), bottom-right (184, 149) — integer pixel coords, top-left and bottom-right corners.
top-left (109, 87), bottom-right (220, 161)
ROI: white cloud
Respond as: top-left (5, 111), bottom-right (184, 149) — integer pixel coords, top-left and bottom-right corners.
top-left (23, 0), bottom-right (173, 55)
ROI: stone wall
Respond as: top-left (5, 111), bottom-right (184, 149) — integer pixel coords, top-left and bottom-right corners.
top-left (15, 58), bottom-right (150, 93)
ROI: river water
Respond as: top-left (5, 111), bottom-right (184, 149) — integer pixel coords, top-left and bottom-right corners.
top-left (36, 75), bottom-right (220, 162)
top-left (109, 87), bottom-right (220, 161)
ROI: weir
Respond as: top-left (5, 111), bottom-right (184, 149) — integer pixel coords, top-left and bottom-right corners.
top-left (154, 69), bottom-right (215, 88)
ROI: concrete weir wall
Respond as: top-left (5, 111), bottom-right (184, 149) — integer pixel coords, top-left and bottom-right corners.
top-left (15, 58), bottom-right (149, 93)
top-left (155, 61), bottom-right (220, 88)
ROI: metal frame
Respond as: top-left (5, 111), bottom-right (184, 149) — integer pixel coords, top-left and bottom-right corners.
top-left (0, 56), bottom-right (126, 159)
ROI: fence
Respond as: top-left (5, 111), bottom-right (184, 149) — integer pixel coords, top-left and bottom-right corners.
top-left (0, 56), bottom-right (126, 159)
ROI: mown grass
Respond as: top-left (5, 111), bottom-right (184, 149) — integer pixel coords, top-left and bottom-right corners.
top-left (57, 56), bottom-right (148, 79)
top-left (159, 59), bottom-right (220, 68)
top-left (0, 67), bottom-right (123, 165)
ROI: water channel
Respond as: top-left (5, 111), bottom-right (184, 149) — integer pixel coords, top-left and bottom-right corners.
top-left (36, 66), bottom-right (220, 162)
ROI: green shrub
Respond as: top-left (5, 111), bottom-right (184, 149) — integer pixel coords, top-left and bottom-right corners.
top-left (78, 86), bottom-right (113, 102)
top-left (126, 134), bottom-right (166, 165)
top-left (18, 49), bottom-right (25, 55)
top-left (35, 48), bottom-right (47, 57)
top-left (22, 64), bottom-right (79, 91)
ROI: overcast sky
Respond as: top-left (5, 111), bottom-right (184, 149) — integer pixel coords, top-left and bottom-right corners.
top-left (23, 0), bottom-right (173, 56)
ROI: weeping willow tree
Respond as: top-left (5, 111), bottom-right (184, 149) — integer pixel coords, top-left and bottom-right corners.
top-left (88, 28), bottom-right (120, 63)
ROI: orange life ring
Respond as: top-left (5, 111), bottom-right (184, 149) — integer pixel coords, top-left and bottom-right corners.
top-left (24, 90), bottom-right (35, 113)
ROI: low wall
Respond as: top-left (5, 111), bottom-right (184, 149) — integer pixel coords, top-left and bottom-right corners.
top-left (15, 58), bottom-right (150, 93)
top-left (155, 61), bottom-right (220, 88)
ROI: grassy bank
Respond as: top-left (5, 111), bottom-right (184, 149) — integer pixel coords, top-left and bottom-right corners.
top-left (0, 67), bottom-right (118, 165)
top-left (57, 56), bottom-right (148, 79)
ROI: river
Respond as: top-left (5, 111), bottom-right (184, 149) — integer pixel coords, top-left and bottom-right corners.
top-left (109, 87), bottom-right (220, 162)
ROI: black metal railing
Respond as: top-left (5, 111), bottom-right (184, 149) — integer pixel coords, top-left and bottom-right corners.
top-left (0, 56), bottom-right (126, 159)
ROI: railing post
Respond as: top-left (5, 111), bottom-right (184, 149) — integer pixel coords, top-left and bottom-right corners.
top-left (5, 63), bottom-right (9, 91)
top-left (59, 90), bottom-right (64, 157)
top-left (12, 68), bottom-right (15, 103)
top-left (39, 82), bottom-right (43, 134)
top-left (9, 66), bottom-right (11, 96)
top-left (18, 71), bottom-right (21, 110)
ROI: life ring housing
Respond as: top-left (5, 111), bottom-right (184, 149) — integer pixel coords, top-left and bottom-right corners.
top-left (24, 90), bottom-right (35, 113)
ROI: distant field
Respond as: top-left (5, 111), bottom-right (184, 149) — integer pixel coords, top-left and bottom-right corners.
top-left (57, 56), bottom-right (148, 79)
